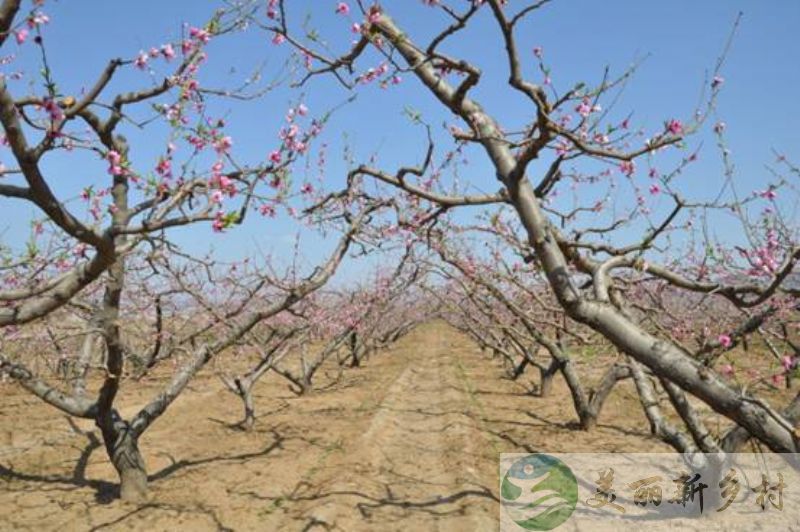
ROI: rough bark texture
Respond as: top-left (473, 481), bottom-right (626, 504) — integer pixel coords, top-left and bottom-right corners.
top-left (98, 413), bottom-right (148, 502)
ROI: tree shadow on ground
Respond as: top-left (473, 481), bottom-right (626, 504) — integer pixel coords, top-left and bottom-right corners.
top-left (237, 477), bottom-right (499, 528)
top-left (87, 501), bottom-right (235, 532)
top-left (0, 421), bottom-right (286, 504)
top-left (148, 428), bottom-right (285, 482)
top-left (0, 416), bottom-right (116, 503)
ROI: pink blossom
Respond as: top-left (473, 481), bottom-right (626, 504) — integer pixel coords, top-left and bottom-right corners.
top-left (269, 150), bottom-right (281, 164)
top-left (351, 23), bottom-right (361, 34)
top-left (155, 158), bottom-right (171, 177)
top-left (649, 183), bottom-right (660, 195)
top-left (711, 75), bottom-right (725, 88)
top-left (666, 119), bottom-right (683, 135)
top-left (283, 124), bottom-right (299, 139)
top-left (15, 29), bottom-right (28, 45)
top-left (212, 215), bottom-right (225, 232)
top-left (301, 183), bottom-right (314, 194)
top-left (782, 355), bottom-right (794, 372)
top-left (211, 161), bottom-right (224, 177)
top-left (713, 121), bottom-right (726, 134)
top-left (259, 204), bottom-right (276, 217)
top-left (575, 98), bottom-right (603, 118)
top-left (619, 160), bottom-right (635, 177)
top-left (214, 136), bottom-right (233, 155)
top-left (532, 46), bottom-right (543, 58)
top-left (575, 100), bottom-right (592, 118)
top-left (27, 11), bottom-right (50, 28)
top-left (211, 190), bottom-right (224, 204)
top-left (772, 374), bottom-right (785, 387)
top-left (272, 32), bottom-right (285, 45)
top-left (106, 150), bottom-right (124, 176)
top-left (42, 98), bottom-right (63, 121)
top-left (297, 103), bottom-right (308, 116)
top-left (555, 140), bottom-right (571, 157)
top-left (267, 0), bottom-right (278, 19)
top-left (718, 334), bottom-right (732, 349)
top-left (161, 43), bottom-right (176, 60)
top-left (368, 7), bottom-right (382, 24)
top-left (189, 27), bottom-right (211, 44)
top-left (758, 188), bottom-right (777, 200)
top-left (336, 2), bottom-right (350, 15)
top-left (719, 364), bottom-right (735, 378)
top-left (134, 51), bottom-right (148, 70)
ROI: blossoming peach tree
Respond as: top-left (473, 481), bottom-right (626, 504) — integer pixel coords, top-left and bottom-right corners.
top-left (213, 242), bottom-right (430, 428)
top-left (0, 0), bottom-right (394, 500)
top-left (269, 0), bottom-right (800, 457)
top-left (429, 231), bottom-right (629, 430)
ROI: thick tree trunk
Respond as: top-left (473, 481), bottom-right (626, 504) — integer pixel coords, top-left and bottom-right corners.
top-left (98, 414), bottom-right (148, 502)
top-left (117, 449), bottom-right (148, 502)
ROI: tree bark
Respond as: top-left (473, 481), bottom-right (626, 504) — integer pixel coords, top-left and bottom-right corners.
top-left (511, 356), bottom-right (529, 380)
top-left (98, 413), bottom-right (148, 502)
top-left (538, 359), bottom-right (558, 397)
top-left (241, 387), bottom-right (255, 431)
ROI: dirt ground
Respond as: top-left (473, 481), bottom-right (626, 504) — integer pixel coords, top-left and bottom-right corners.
top-left (1, 322), bottom-right (671, 531)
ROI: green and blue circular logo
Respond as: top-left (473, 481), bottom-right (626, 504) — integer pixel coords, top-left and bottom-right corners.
top-left (501, 454), bottom-right (578, 530)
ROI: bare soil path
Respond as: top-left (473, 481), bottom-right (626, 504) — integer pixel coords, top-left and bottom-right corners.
top-left (0, 322), bottom-right (667, 531)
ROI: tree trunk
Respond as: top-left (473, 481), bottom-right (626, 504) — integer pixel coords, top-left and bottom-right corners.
top-left (98, 414), bottom-right (148, 502)
top-left (578, 410), bottom-right (598, 431)
top-left (240, 385), bottom-right (255, 430)
top-left (556, 359), bottom-right (594, 429)
top-left (511, 356), bottom-right (529, 380)
top-left (538, 359), bottom-right (559, 397)
top-left (348, 332), bottom-right (360, 367)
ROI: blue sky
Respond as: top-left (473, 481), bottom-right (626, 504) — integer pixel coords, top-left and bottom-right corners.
top-left (1, 0), bottom-right (798, 280)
